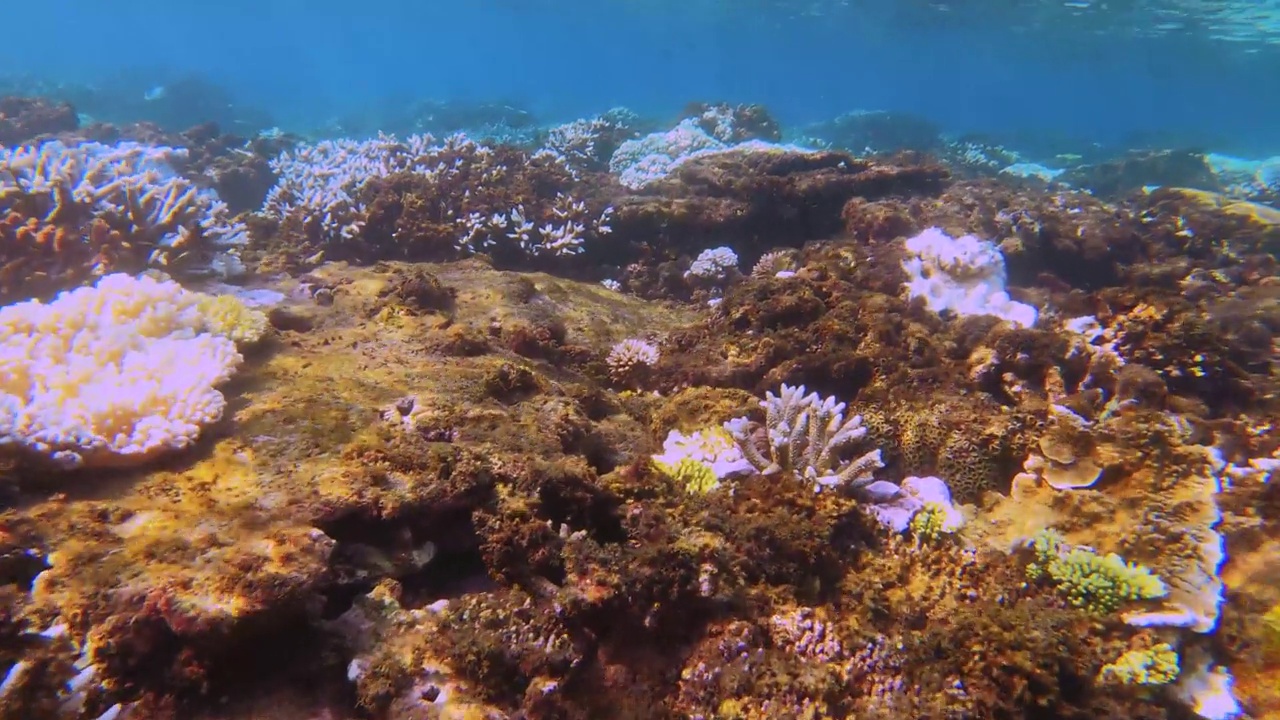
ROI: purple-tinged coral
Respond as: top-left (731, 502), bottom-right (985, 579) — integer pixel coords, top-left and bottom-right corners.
top-left (724, 383), bottom-right (884, 491)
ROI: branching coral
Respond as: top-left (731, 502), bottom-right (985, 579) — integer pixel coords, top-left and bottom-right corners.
top-left (1099, 642), bottom-right (1181, 686)
top-left (1027, 529), bottom-right (1168, 615)
top-left (724, 384), bottom-right (883, 491)
top-left (605, 337), bottom-right (659, 388)
top-left (263, 132), bottom-right (612, 263)
top-left (262, 132), bottom-right (439, 241)
top-left (0, 140), bottom-right (247, 302)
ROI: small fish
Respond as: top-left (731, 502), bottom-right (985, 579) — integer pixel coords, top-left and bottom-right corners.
top-left (143, 85), bottom-right (167, 101)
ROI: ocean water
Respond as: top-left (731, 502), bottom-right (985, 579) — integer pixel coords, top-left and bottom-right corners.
top-left (4, 0), bottom-right (1280, 153)
top-left (3, 1), bottom-right (1280, 719)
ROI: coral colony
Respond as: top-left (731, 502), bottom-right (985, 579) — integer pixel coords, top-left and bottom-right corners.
top-left (0, 94), bottom-right (1275, 720)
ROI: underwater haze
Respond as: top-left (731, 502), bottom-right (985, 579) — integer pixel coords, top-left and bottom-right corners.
top-left (6, 0), bottom-right (1280, 152)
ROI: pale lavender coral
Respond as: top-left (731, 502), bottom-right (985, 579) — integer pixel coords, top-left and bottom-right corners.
top-left (724, 383), bottom-right (884, 491)
top-left (685, 246), bottom-right (739, 281)
top-left (609, 118), bottom-right (724, 188)
top-left (901, 227), bottom-right (1038, 328)
top-left (864, 475), bottom-right (964, 533)
top-left (542, 108), bottom-right (638, 171)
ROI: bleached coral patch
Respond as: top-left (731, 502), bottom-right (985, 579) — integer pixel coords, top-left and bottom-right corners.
top-left (0, 273), bottom-right (263, 469)
top-left (901, 227), bottom-right (1038, 328)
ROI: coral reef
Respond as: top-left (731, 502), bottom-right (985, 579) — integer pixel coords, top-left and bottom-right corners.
top-left (0, 105), bottom-right (1275, 720)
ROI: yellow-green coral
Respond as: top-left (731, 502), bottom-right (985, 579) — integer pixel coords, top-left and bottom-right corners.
top-left (1027, 529), bottom-right (1167, 614)
top-left (650, 426), bottom-right (744, 494)
top-left (655, 457), bottom-right (719, 494)
top-left (196, 293), bottom-right (269, 345)
top-left (910, 502), bottom-right (955, 542)
top-left (1098, 643), bottom-right (1180, 685)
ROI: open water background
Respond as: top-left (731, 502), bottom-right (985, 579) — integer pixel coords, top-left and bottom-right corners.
top-left (7, 0), bottom-right (1280, 154)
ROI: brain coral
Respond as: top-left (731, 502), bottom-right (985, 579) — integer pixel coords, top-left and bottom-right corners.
top-left (0, 273), bottom-right (265, 469)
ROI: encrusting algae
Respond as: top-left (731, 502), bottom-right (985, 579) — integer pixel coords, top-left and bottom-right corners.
top-left (0, 109), bottom-right (1276, 720)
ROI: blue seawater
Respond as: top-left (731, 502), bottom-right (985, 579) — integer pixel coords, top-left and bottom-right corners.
top-left (2, 0), bottom-right (1277, 154)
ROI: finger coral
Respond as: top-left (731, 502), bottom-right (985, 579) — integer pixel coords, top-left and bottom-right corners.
top-left (1028, 528), bottom-right (1168, 615)
top-left (724, 383), bottom-right (883, 491)
top-left (0, 273), bottom-right (264, 469)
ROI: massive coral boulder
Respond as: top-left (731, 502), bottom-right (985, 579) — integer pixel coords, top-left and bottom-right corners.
top-left (1059, 149), bottom-right (1221, 198)
top-left (604, 148), bottom-right (949, 271)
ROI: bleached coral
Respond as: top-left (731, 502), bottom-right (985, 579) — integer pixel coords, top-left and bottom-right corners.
top-left (265, 132), bottom-right (609, 258)
top-left (0, 273), bottom-right (263, 469)
top-left (605, 337), bottom-right (663, 392)
top-left (542, 108), bottom-right (639, 171)
top-left (901, 227), bottom-right (1038, 328)
top-left (606, 338), bottom-right (660, 384)
top-left (609, 117), bottom-right (820, 189)
top-left (867, 476), bottom-right (966, 535)
top-left (609, 118), bottom-right (725, 188)
top-left (456, 194), bottom-right (612, 258)
top-left (751, 250), bottom-right (796, 278)
top-left (651, 427), bottom-right (753, 486)
top-left (724, 384), bottom-right (884, 492)
top-left (685, 246), bottom-right (739, 281)
top-left (0, 140), bottom-right (248, 287)
top-left (263, 132), bottom-right (438, 240)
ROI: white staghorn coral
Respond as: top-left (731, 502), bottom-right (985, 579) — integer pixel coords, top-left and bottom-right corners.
top-left (724, 383), bottom-right (883, 491)
top-left (262, 132), bottom-right (440, 240)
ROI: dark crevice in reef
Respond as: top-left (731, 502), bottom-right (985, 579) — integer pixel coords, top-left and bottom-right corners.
top-left (316, 505), bottom-right (488, 616)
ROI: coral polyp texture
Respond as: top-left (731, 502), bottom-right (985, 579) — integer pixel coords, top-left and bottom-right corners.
top-left (0, 273), bottom-right (264, 469)
top-left (0, 104), bottom-right (1276, 720)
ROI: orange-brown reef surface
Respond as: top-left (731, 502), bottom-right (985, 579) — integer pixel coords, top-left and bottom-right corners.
top-left (1, 142), bottom-right (1278, 720)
